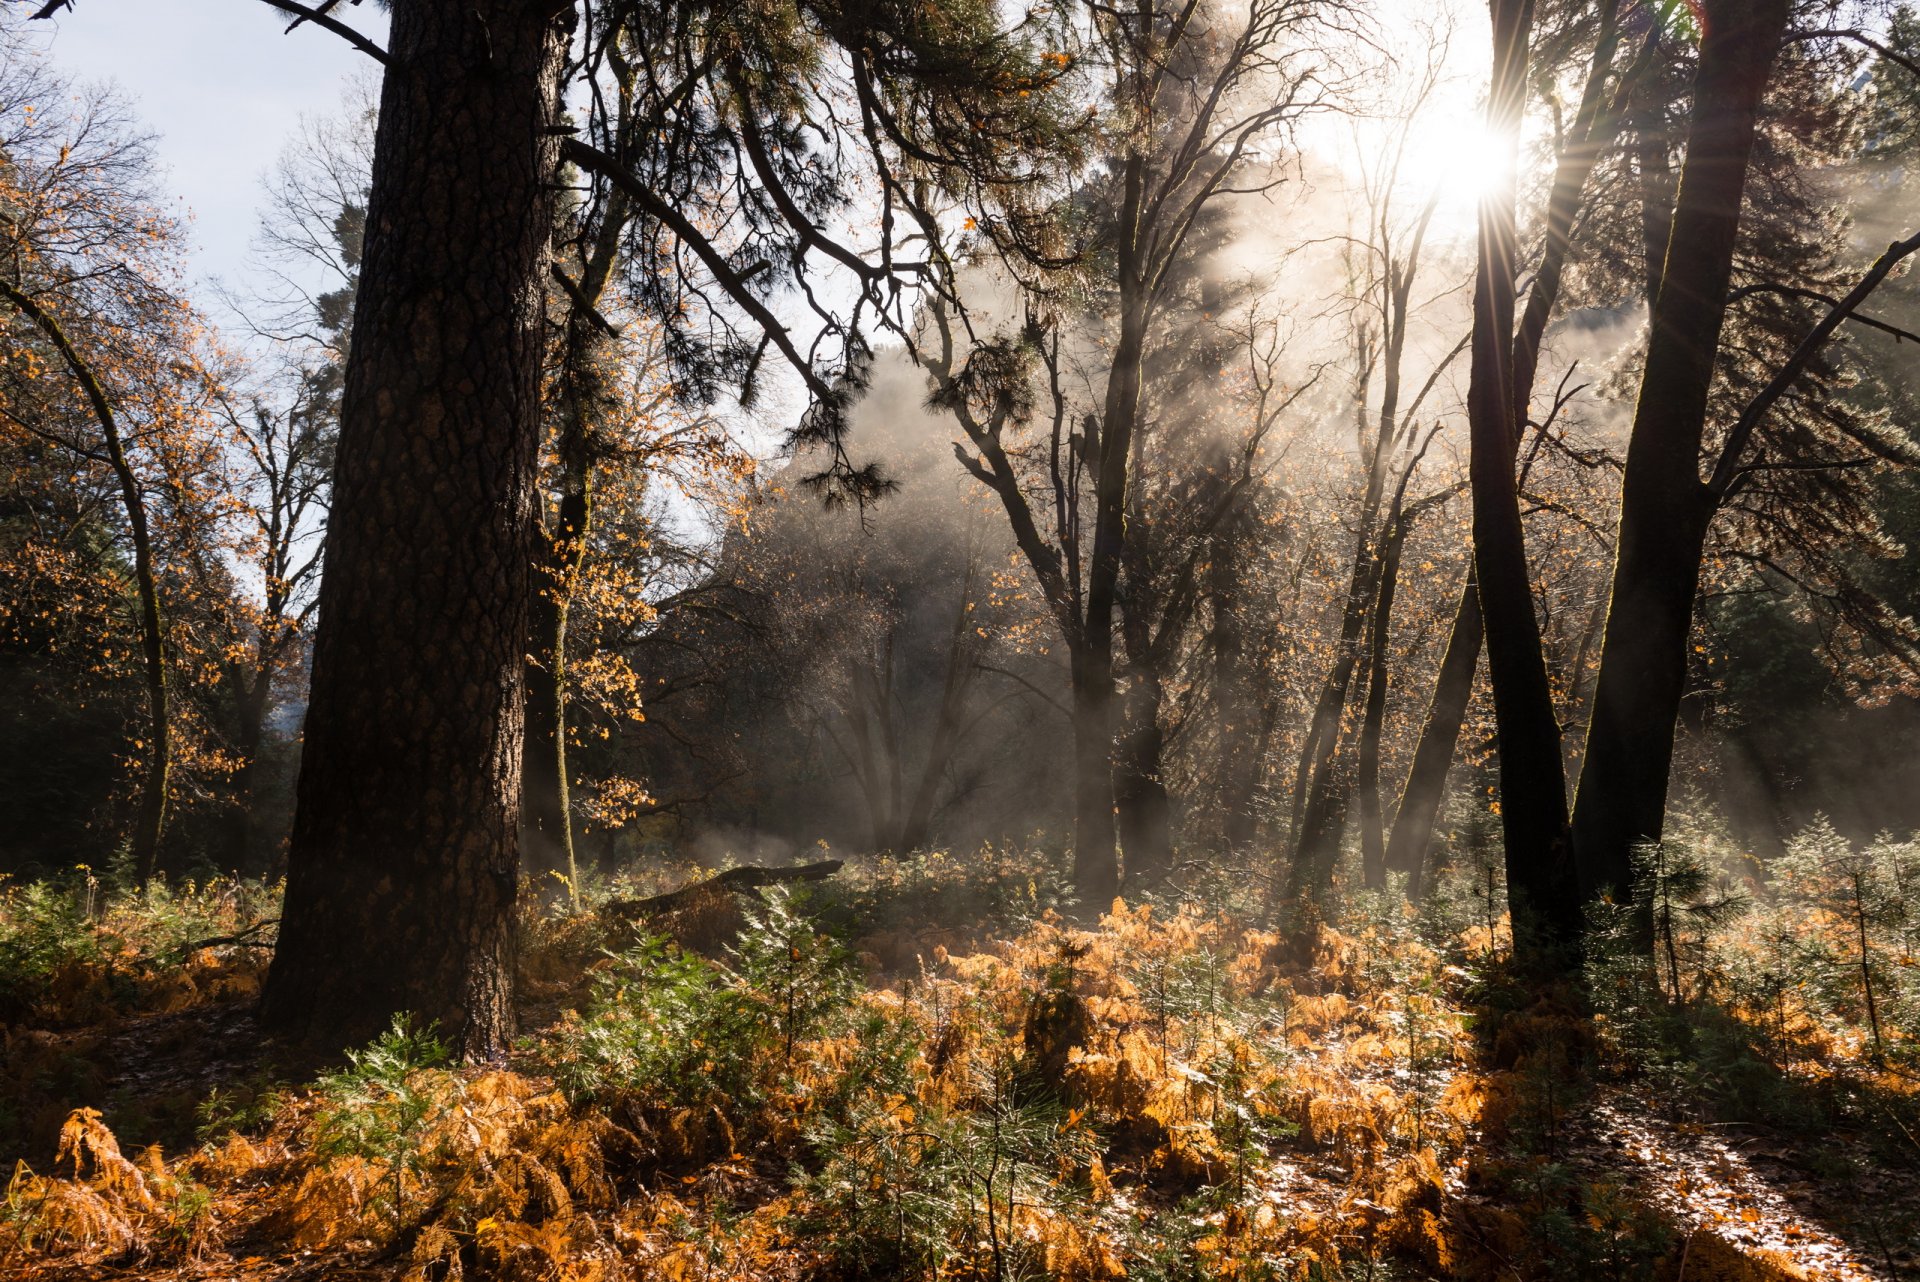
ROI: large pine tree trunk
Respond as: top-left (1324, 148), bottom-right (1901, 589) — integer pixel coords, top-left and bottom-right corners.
top-left (1570, 0), bottom-right (1791, 910)
top-left (1468, 0), bottom-right (1582, 955)
top-left (261, 0), bottom-right (573, 1059)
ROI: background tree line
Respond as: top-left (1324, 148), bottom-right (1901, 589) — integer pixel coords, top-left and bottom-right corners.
top-left (4, 0), bottom-right (1919, 1053)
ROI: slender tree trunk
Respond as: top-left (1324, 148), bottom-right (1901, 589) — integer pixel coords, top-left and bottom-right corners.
top-left (841, 657), bottom-right (896, 851)
top-left (1115, 666), bottom-right (1174, 886)
top-left (1070, 645), bottom-right (1120, 907)
top-left (1469, 0), bottom-right (1581, 955)
top-left (1292, 245), bottom-right (1417, 897)
top-left (0, 280), bottom-right (172, 887)
top-left (1208, 530), bottom-right (1259, 853)
top-left (261, 0), bottom-right (573, 1059)
top-left (225, 673), bottom-right (272, 871)
top-left (1632, 97), bottom-right (1677, 306)
top-left (523, 179), bottom-right (627, 898)
top-left (1078, 249), bottom-right (1148, 903)
top-left (521, 464), bottom-right (588, 896)
top-left (1570, 0), bottom-right (1791, 911)
top-left (1356, 517), bottom-right (1408, 888)
top-left (899, 571), bottom-right (983, 851)
top-left (1382, 572), bottom-right (1481, 897)
top-left (1285, 505), bottom-right (1382, 899)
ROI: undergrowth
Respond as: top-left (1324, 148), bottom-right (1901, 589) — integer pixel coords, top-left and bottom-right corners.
top-left (0, 824), bottom-right (1913, 1280)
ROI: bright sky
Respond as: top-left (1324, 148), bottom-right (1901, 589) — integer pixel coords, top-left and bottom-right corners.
top-left (20, 1), bottom-right (390, 300)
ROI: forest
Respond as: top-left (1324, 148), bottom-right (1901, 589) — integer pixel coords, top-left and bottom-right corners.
top-left (2, 0), bottom-right (1919, 1277)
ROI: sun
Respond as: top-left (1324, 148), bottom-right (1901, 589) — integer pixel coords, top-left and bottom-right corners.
top-left (1309, 107), bottom-right (1513, 243)
top-left (1398, 111), bottom-right (1519, 230)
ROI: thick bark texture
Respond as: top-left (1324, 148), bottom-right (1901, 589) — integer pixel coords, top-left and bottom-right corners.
top-left (1571, 0), bottom-right (1792, 908)
top-left (261, 0), bottom-right (572, 1059)
top-left (1468, 0), bottom-right (1581, 953)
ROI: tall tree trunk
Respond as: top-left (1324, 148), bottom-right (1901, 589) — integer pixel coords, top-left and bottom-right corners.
top-left (1070, 647), bottom-right (1120, 907)
top-left (1378, 0), bottom-right (1629, 902)
top-left (1570, 0), bottom-right (1791, 912)
top-left (1355, 516), bottom-right (1409, 888)
top-left (261, 0), bottom-right (573, 1059)
top-left (1631, 96), bottom-right (1677, 306)
top-left (225, 673), bottom-right (272, 872)
top-left (1291, 208), bottom-right (1426, 899)
top-left (1078, 226), bottom-right (1149, 903)
top-left (521, 462), bottom-right (587, 895)
top-left (1383, 571), bottom-right (1481, 896)
top-left (1114, 666), bottom-right (1174, 886)
top-left (1286, 496), bottom-right (1383, 900)
top-left (1469, 0), bottom-right (1581, 955)
top-left (523, 180), bottom-right (629, 898)
top-left (1285, 453), bottom-right (1385, 900)
top-left (1207, 528), bottom-right (1259, 853)
top-left (0, 280), bottom-right (171, 887)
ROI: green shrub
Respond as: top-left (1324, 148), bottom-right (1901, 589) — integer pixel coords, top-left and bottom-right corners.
top-left (310, 1015), bottom-right (457, 1223)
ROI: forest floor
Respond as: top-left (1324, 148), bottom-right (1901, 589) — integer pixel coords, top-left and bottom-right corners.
top-left (1, 849), bottom-right (1916, 1281)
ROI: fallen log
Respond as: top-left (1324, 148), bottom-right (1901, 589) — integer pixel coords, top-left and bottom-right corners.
top-left (602, 860), bottom-right (844, 919)
top-left (159, 917), bottom-right (281, 961)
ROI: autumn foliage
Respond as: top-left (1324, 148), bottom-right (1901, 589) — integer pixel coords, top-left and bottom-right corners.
top-left (2, 834), bottom-right (1912, 1281)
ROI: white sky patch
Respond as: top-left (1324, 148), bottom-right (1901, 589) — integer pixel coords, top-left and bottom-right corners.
top-left (22, 1), bottom-right (389, 299)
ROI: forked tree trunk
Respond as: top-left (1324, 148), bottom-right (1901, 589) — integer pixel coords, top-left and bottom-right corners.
top-left (1284, 557), bottom-right (1375, 897)
top-left (1380, 0), bottom-right (1631, 900)
top-left (1468, 0), bottom-right (1582, 956)
top-left (1078, 275), bottom-right (1150, 905)
top-left (261, 0), bottom-right (573, 1059)
top-left (1570, 0), bottom-right (1792, 912)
